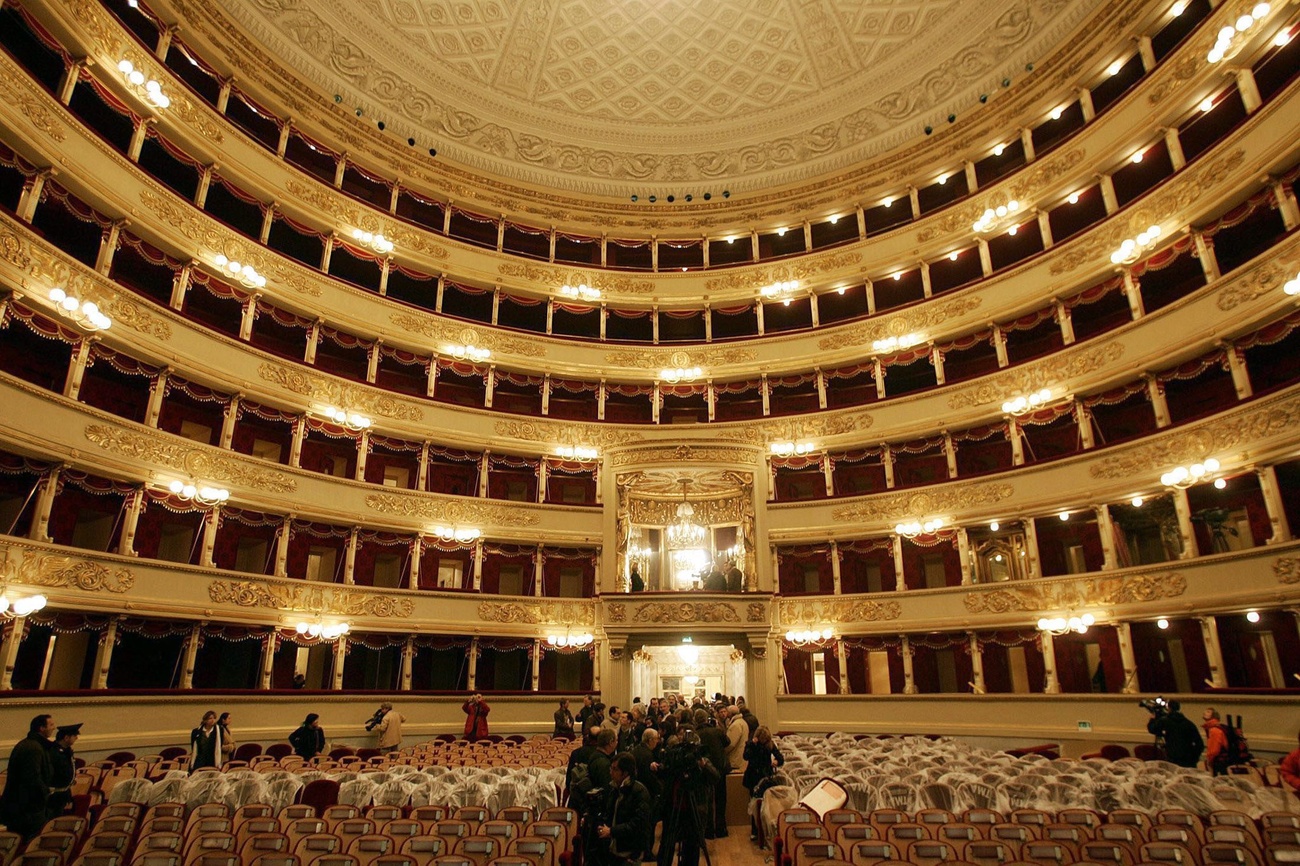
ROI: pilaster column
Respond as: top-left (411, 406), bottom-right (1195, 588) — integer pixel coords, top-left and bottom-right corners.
top-left (872, 360), bottom-right (886, 400)
top-left (416, 442), bottom-right (430, 492)
top-left (830, 541), bottom-right (842, 594)
top-left (426, 362), bottom-right (437, 399)
top-left (892, 536), bottom-right (906, 592)
top-left (968, 633), bottom-right (985, 694)
top-left (908, 186), bottom-right (921, 220)
top-left (1193, 231), bottom-right (1221, 282)
top-left (219, 394), bottom-right (240, 450)
top-left (1038, 209), bottom-right (1055, 250)
top-left (180, 623), bottom-right (202, 689)
top-left (882, 445), bottom-right (896, 489)
top-left (289, 417), bottom-right (306, 468)
top-left (1273, 179), bottom-right (1300, 229)
top-left (1040, 630), bottom-right (1060, 694)
top-left (118, 487), bottom-right (144, 557)
top-left (215, 79), bottom-right (232, 114)
top-left (274, 516), bottom-right (291, 577)
top-left (1076, 400), bottom-right (1095, 450)
top-left (1020, 127), bottom-right (1036, 162)
top-left (57, 60), bottom-right (85, 105)
top-left (144, 367), bottom-right (170, 427)
top-left (238, 294), bottom-right (259, 341)
top-left (1256, 466), bottom-right (1292, 543)
top-left (259, 632), bottom-right (277, 690)
top-left (1199, 616), bottom-right (1227, 688)
top-left (331, 637), bottom-right (346, 690)
top-left (1078, 87), bottom-right (1096, 122)
top-left (706, 382), bottom-right (716, 422)
top-left (94, 221), bottom-right (125, 274)
top-left (468, 638), bottom-right (479, 690)
top-left (821, 454), bottom-right (834, 497)
top-left (816, 370), bottom-right (827, 409)
top-left (0, 619), bottom-right (28, 690)
top-left (1146, 376), bottom-right (1171, 428)
top-left (259, 206), bottom-right (275, 244)
top-left (1171, 487), bottom-right (1199, 558)
top-left (92, 618), bottom-right (118, 690)
top-left (408, 535), bottom-right (423, 589)
top-left (1098, 174), bottom-right (1119, 214)
top-left (1056, 301), bottom-right (1075, 345)
top-left (1116, 621), bottom-right (1139, 694)
top-left (1224, 343), bottom-right (1252, 399)
top-left (957, 527), bottom-right (973, 585)
top-left (199, 506), bottom-right (220, 568)
top-left (836, 639), bottom-right (849, 695)
top-left (401, 638), bottom-right (414, 691)
top-left (366, 341), bottom-right (381, 383)
top-left (64, 338), bottom-right (93, 400)
top-left (760, 374), bottom-right (771, 416)
top-left (1008, 418), bottom-right (1025, 466)
top-left (865, 279), bottom-right (877, 315)
top-left (531, 640), bottom-right (541, 691)
top-left (538, 459), bottom-right (548, 504)
top-left (943, 432), bottom-right (957, 479)
top-left (1235, 67), bottom-right (1262, 113)
top-left (931, 345), bottom-right (946, 386)
top-left (542, 375), bottom-right (551, 415)
top-left (378, 258), bottom-right (391, 296)
top-left (920, 261), bottom-right (933, 299)
top-left (1163, 126), bottom-right (1186, 171)
top-left (472, 539), bottom-right (484, 590)
top-left (1023, 517), bottom-right (1041, 579)
top-left (901, 636), bottom-right (918, 695)
top-left (354, 430), bottom-right (369, 482)
top-left (320, 234), bottom-right (335, 273)
top-left (127, 117), bottom-right (153, 162)
top-left (598, 381), bottom-right (606, 420)
top-left (991, 326), bottom-right (1008, 367)
top-left (343, 528), bottom-right (358, 585)
top-left (1123, 272), bottom-right (1145, 320)
top-left (534, 546), bottom-right (545, 597)
top-left (1095, 505), bottom-right (1118, 570)
top-left (194, 168), bottom-right (213, 209)
top-left (977, 238), bottom-right (993, 276)
top-left (29, 466), bottom-right (61, 543)
top-left (653, 383), bottom-right (662, 424)
top-left (478, 453), bottom-right (490, 498)
top-left (16, 170), bottom-right (52, 223)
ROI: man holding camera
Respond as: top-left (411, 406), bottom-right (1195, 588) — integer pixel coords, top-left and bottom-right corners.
top-left (369, 702), bottom-right (404, 751)
top-left (462, 693), bottom-right (490, 742)
top-left (1144, 699), bottom-right (1202, 768)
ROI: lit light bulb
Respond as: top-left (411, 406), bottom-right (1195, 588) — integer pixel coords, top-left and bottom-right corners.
top-left (1157, 618), bottom-right (1169, 629)
top-left (1246, 611), bottom-right (1261, 623)
top-left (1131, 497), bottom-right (1144, 507)
top-left (989, 522), bottom-right (999, 531)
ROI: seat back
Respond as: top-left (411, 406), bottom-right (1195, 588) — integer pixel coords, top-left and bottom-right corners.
top-left (345, 835), bottom-right (394, 866)
top-left (248, 856), bottom-right (301, 866)
top-left (535, 812), bottom-right (575, 849)
top-left (409, 811), bottom-right (447, 833)
top-left (505, 838), bottom-right (555, 866)
top-left (84, 835), bottom-right (131, 855)
top-left (961, 841), bottom-right (1012, 866)
top-left (1203, 843), bottom-right (1259, 866)
top-left (451, 837), bottom-right (498, 866)
top-left (334, 822), bottom-right (376, 849)
top-left (1079, 842), bottom-right (1133, 866)
top-left (398, 837), bottom-right (445, 866)
top-left (834, 825), bottom-right (877, 851)
top-left (906, 841), bottom-right (954, 866)
top-left (452, 812), bottom-right (487, 836)
top-left (1138, 841), bottom-right (1194, 865)
top-left (1020, 841), bottom-right (1075, 865)
top-left (285, 822), bottom-right (329, 850)
top-left (293, 836), bottom-right (342, 859)
top-left (793, 840), bottom-right (844, 866)
top-left (848, 842), bottom-right (899, 866)
top-left (364, 809), bottom-right (401, 825)
top-left (382, 823), bottom-right (422, 842)
top-left (496, 811), bottom-right (534, 828)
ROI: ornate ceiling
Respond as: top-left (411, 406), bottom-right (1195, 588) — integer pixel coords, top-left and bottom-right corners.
top-left (217, 0), bottom-right (1104, 196)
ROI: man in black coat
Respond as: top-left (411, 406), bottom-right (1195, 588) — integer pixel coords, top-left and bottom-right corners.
top-left (632, 728), bottom-right (664, 859)
top-left (588, 729), bottom-right (617, 790)
top-left (0, 714), bottom-right (56, 839)
top-left (693, 709), bottom-right (730, 838)
top-left (46, 723), bottom-right (81, 818)
top-left (598, 753), bottom-right (652, 866)
top-left (1148, 700), bottom-right (1204, 768)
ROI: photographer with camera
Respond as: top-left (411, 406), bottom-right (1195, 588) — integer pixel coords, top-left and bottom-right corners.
top-left (597, 753), bottom-right (652, 866)
top-left (657, 727), bottom-right (719, 866)
top-left (367, 702), bottom-right (404, 751)
top-left (1142, 697), bottom-right (1202, 768)
top-left (462, 693), bottom-right (490, 742)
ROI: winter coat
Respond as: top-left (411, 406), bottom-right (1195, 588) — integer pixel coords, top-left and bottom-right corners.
top-left (462, 699), bottom-right (490, 740)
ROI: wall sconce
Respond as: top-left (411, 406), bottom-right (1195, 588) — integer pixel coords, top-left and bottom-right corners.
top-left (1208, 4), bottom-right (1272, 63)
top-left (48, 288), bottom-right (112, 331)
top-left (446, 344), bottom-right (491, 363)
top-left (431, 525), bottom-right (481, 543)
top-left (351, 229), bottom-right (394, 254)
top-left (0, 590), bottom-right (48, 619)
top-left (1110, 225), bottom-right (1163, 265)
top-left (166, 480), bottom-right (230, 506)
top-left (769, 441), bottom-right (815, 458)
top-left (559, 283), bottom-right (601, 301)
top-left (896, 518), bottom-right (944, 538)
top-left (972, 200), bottom-right (1021, 233)
top-left (318, 406), bottom-right (371, 432)
top-left (872, 333), bottom-right (921, 353)
top-left (117, 59), bottom-right (170, 108)
top-left (784, 627), bottom-right (834, 646)
top-left (295, 619), bottom-right (350, 640)
top-left (1002, 388), bottom-right (1054, 415)
top-left (555, 445), bottom-right (599, 461)
top-left (1161, 458), bottom-right (1221, 489)
top-left (1038, 613), bottom-right (1096, 634)
top-left (213, 254), bottom-right (267, 289)
top-left (547, 631), bottom-right (594, 648)
top-left (660, 365), bottom-right (703, 383)
top-left (759, 280), bottom-right (800, 302)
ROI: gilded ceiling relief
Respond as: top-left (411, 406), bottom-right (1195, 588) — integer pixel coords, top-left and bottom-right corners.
top-left (84, 424), bottom-right (299, 493)
top-left (946, 342), bottom-right (1124, 410)
top-left (1089, 391), bottom-right (1300, 480)
top-left (963, 572), bottom-right (1186, 614)
top-left (832, 483), bottom-right (1015, 523)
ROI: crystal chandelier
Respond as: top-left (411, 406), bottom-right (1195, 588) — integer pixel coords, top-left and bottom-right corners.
top-left (666, 480), bottom-right (707, 550)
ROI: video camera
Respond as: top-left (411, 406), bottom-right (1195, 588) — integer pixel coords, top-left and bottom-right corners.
top-left (1138, 696), bottom-right (1169, 718)
top-left (364, 707), bottom-right (387, 731)
top-left (661, 735), bottom-right (710, 787)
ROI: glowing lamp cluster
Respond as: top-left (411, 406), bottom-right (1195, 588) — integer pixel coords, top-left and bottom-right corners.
top-left (1038, 613), bottom-right (1095, 634)
top-left (430, 525), bottom-right (481, 543)
top-left (323, 407), bottom-right (371, 431)
top-left (1207, 3), bottom-right (1272, 63)
top-left (1283, 268), bottom-right (1300, 296)
top-left (1110, 225), bottom-right (1163, 265)
top-left (872, 334), bottom-right (921, 354)
top-left (117, 60), bottom-right (170, 108)
top-left (1002, 388), bottom-right (1053, 415)
top-left (559, 283), bottom-right (601, 302)
top-left (555, 445), bottom-right (599, 461)
top-left (446, 344), bottom-right (491, 363)
top-left (660, 365), bottom-right (703, 384)
top-left (167, 480), bottom-right (230, 505)
top-left (48, 288), bottom-right (111, 331)
top-left (295, 620), bottom-right (350, 640)
top-left (351, 229), bottom-right (394, 255)
top-left (0, 592), bottom-right (48, 618)
top-left (546, 632), bottom-right (594, 648)
top-left (769, 441), bottom-right (815, 458)
top-left (972, 200), bottom-right (1021, 233)
top-left (759, 280), bottom-right (800, 304)
top-left (1161, 458), bottom-right (1223, 489)
top-left (785, 627), bottom-right (834, 646)
top-left (896, 518), bottom-right (944, 538)
top-left (213, 254), bottom-right (267, 289)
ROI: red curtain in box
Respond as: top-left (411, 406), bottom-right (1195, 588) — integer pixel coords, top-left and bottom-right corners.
top-left (892, 436), bottom-right (948, 488)
top-left (1033, 514), bottom-right (1105, 577)
top-left (838, 538), bottom-right (895, 594)
top-left (1186, 472), bottom-right (1273, 551)
top-left (544, 459), bottom-right (597, 505)
top-left (487, 453), bottom-right (539, 502)
top-left (425, 446), bottom-right (481, 497)
top-left (1216, 609), bottom-right (1300, 689)
top-left (352, 529), bottom-right (413, 587)
top-left (46, 471), bottom-right (130, 551)
top-left (976, 630), bottom-right (1046, 693)
top-left (907, 632), bottom-right (974, 694)
top-left (211, 506), bottom-right (282, 574)
top-left (538, 644), bottom-right (595, 692)
top-left (1017, 402), bottom-right (1081, 463)
top-left (542, 547), bottom-right (597, 597)
top-left (285, 519), bottom-right (350, 582)
top-left (417, 540), bottom-right (474, 591)
top-left (776, 545), bottom-right (833, 594)
top-left (1052, 626), bottom-right (1124, 694)
top-left (481, 543), bottom-right (536, 596)
top-left (830, 447), bottom-right (886, 497)
top-left (1130, 618), bottom-right (1212, 694)
top-left (952, 422), bottom-right (1013, 477)
top-left (900, 531), bottom-right (961, 590)
top-left (364, 435), bottom-right (422, 489)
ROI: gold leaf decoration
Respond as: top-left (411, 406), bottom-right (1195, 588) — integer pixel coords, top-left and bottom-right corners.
top-left (209, 578), bottom-right (415, 618)
top-left (1089, 392), bottom-right (1300, 479)
top-left (832, 483), bottom-right (1015, 523)
top-left (779, 598), bottom-right (902, 624)
top-left (630, 602), bottom-right (740, 624)
top-left (497, 262), bottom-right (654, 294)
top-left (1217, 257), bottom-right (1294, 311)
top-left (702, 252), bottom-right (863, 293)
top-left (822, 297), bottom-right (983, 351)
top-left (611, 445), bottom-right (758, 466)
top-left (365, 492), bottom-right (540, 526)
top-left (0, 68), bottom-right (67, 142)
top-left (17, 554), bottom-right (134, 593)
top-left (477, 601), bottom-right (596, 626)
top-left (747, 602), bottom-right (767, 622)
top-left (606, 602), bottom-right (627, 623)
top-left (494, 419), bottom-right (644, 446)
top-left (603, 346), bottom-right (758, 368)
top-left (947, 342), bottom-right (1124, 409)
top-left (257, 364), bottom-right (424, 421)
top-left (389, 313), bottom-right (546, 357)
top-left (1273, 557), bottom-right (1300, 584)
top-left (963, 572), bottom-right (1186, 613)
top-left (84, 425), bottom-right (298, 493)
top-left (713, 412), bottom-right (874, 445)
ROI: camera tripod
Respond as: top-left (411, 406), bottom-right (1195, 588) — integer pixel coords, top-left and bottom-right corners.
top-left (658, 785), bottom-right (713, 866)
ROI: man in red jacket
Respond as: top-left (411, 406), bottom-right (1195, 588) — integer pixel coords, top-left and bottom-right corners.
top-left (1280, 730), bottom-right (1300, 792)
top-left (1202, 707), bottom-right (1229, 775)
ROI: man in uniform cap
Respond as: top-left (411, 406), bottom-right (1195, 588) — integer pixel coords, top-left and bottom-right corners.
top-left (47, 723), bottom-right (81, 817)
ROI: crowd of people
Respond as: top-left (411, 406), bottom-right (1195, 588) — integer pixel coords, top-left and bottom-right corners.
top-left (558, 693), bottom-right (775, 866)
